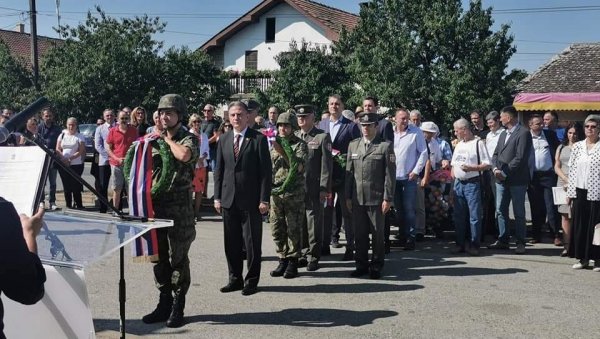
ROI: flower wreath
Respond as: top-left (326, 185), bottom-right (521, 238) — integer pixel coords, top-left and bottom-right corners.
top-left (271, 136), bottom-right (298, 196)
top-left (123, 138), bottom-right (174, 197)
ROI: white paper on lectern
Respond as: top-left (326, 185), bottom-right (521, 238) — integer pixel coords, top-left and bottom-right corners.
top-left (0, 146), bottom-right (48, 216)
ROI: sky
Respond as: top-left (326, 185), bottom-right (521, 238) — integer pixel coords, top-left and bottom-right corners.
top-left (1, 0), bottom-right (599, 74)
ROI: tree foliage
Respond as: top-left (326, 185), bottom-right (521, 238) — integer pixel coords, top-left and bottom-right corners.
top-left (258, 41), bottom-right (353, 114)
top-left (337, 0), bottom-right (526, 127)
top-left (0, 40), bottom-right (37, 110)
top-left (41, 7), bottom-right (227, 123)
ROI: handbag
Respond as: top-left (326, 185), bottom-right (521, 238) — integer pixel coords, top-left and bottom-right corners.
top-left (593, 224), bottom-right (600, 246)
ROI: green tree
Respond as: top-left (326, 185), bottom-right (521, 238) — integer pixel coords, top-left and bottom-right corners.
top-left (338, 0), bottom-right (526, 127)
top-left (258, 41), bottom-right (353, 115)
top-left (158, 47), bottom-right (229, 113)
top-left (0, 40), bottom-right (36, 110)
top-left (41, 8), bottom-right (165, 122)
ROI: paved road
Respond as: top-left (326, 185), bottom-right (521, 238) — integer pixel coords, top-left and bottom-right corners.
top-left (85, 174), bottom-right (598, 338)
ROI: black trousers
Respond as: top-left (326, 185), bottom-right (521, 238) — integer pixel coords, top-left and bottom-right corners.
top-left (223, 205), bottom-right (263, 288)
top-left (97, 165), bottom-right (111, 212)
top-left (527, 171), bottom-right (560, 239)
top-left (58, 163), bottom-right (84, 208)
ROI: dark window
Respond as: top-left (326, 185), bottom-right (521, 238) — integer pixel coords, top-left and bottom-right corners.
top-left (245, 50), bottom-right (258, 70)
top-left (266, 18), bottom-right (276, 43)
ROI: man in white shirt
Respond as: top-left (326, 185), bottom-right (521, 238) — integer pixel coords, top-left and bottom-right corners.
top-left (482, 111), bottom-right (503, 239)
top-left (393, 109), bottom-right (428, 250)
top-left (451, 118), bottom-right (491, 255)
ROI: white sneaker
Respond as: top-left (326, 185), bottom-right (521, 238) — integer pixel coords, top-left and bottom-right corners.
top-left (572, 261), bottom-right (588, 269)
top-left (593, 267), bottom-right (600, 272)
top-left (50, 204), bottom-right (58, 211)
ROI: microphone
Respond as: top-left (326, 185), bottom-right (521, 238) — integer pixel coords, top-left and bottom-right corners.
top-left (0, 97), bottom-right (49, 143)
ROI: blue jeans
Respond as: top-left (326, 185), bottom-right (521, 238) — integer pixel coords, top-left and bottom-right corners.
top-left (45, 165), bottom-right (58, 204)
top-left (393, 179), bottom-right (417, 239)
top-left (496, 183), bottom-right (527, 245)
top-left (453, 180), bottom-right (482, 248)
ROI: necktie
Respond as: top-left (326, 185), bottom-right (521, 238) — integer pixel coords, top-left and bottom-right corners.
top-left (234, 134), bottom-right (241, 160)
top-left (300, 132), bottom-right (306, 141)
top-left (365, 142), bottom-right (370, 152)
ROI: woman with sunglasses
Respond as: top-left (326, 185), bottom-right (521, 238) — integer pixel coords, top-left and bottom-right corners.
top-left (188, 113), bottom-right (210, 220)
top-left (566, 114), bottom-right (600, 271)
top-left (130, 106), bottom-right (150, 137)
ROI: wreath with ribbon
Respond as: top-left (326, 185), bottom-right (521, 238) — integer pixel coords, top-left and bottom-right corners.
top-left (123, 138), bottom-right (174, 197)
top-left (271, 136), bottom-right (298, 196)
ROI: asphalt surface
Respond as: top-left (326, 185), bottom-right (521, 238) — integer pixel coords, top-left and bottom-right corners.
top-left (82, 172), bottom-right (600, 339)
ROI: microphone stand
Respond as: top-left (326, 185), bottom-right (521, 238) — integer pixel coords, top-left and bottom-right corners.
top-left (29, 136), bottom-right (142, 339)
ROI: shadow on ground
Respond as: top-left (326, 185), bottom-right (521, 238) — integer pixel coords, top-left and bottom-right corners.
top-left (94, 308), bottom-right (398, 335)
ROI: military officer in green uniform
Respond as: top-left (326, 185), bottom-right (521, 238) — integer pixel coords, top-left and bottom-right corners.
top-left (142, 94), bottom-right (199, 328)
top-left (295, 104), bottom-right (332, 271)
top-left (269, 111), bottom-right (308, 279)
top-left (345, 113), bottom-right (395, 279)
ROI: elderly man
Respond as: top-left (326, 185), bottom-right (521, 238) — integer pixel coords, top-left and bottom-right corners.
top-left (451, 118), bottom-right (491, 255)
top-left (543, 111), bottom-right (565, 142)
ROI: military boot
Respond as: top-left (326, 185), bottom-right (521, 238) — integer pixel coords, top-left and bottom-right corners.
top-left (283, 258), bottom-right (298, 279)
top-left (270, 258), bottom-right (289, 277)
top-left (142, 288), bottom-right (173, 324)
top-left (166, 292), bottom-right (186, 328)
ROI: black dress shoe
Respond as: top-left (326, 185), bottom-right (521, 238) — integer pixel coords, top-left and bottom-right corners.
top-left (331, 241), bottom-right (343, 248)
top-left (297, 256), bottom-right (308, 268)
top-left (369, 268), bottom-right (381, 279)
top-left (220, 281), bottom-right (243, 293)
top-left (350, 268), bottom-right (369, 277)
top-left (306, 261), bottom-right (319, 271)
top-left (241, 285), bottom-right (258, 296)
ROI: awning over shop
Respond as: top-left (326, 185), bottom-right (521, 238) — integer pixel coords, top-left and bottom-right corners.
top-left (514, 92), bottom-right (600, 111)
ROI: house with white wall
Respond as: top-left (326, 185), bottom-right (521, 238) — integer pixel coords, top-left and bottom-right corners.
top-left (200, 0), bottom-right (358, 72)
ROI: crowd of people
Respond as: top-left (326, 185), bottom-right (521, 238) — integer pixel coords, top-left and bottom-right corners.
top-left (2, 93), bottom-right (600, 330)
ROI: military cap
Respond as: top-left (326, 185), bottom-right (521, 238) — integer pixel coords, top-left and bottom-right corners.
top-left (244, 99), bottom-right (260, 111)
top-left (158, 94), bottom-right (187, 116)
top-left (294, 104), bottom-right (315, 116)
top-left (357, 112), bottom-right (378, 125)
top-left (276, 111), bottom-right (297, 128)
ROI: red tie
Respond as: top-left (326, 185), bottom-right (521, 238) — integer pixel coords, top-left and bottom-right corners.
top-left (234, 134), bottom-right (241, 160)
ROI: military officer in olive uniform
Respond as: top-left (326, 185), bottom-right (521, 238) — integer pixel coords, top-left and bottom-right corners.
top-left (345, 113), bottom-right (395, 279)
top-left (142, 94), bottom-right (199, 328)
top-left (269, 112), bottom-right (308, 279)
top-left (294, 104), bottom-right (332, 271)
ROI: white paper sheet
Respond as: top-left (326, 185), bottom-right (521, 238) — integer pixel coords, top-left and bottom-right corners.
top-left (552, 186), bottom-right (567, 205)
top-left (0, 146), bottom-right (48, 216)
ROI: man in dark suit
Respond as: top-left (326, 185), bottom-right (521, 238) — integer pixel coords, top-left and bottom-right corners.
top-left (345, 113), bottom-right (395, 279)
top-left (527, 114), bottom-right (561, 244)
top-left (318, 94), bottom-right (361, 260)
top-left (214, 101), bottom-right (272, 296)
top-left (488, 105), bottom-right (533, 254)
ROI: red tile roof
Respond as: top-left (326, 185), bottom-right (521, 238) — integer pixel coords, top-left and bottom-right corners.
top-left (0, 29), bottom-right (63, 69)
top-left (200, 0), bottom-right (359, 52)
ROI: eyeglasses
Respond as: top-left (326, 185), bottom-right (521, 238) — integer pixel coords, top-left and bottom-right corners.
top-left (224, 125), bottom-right (232, 128)
top-left (203, 109), bottom-right (213, 112)
top-left (585, 124), bottom-right (597, 129)
top-left (96, 122), bottom-right (103, 126)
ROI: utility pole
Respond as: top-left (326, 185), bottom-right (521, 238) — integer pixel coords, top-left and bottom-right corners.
top-left (29, 0), bottom-right (40, 91)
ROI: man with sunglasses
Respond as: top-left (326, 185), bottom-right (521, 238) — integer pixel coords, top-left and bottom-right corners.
top-left (105, 109), bottom-right (137, 212)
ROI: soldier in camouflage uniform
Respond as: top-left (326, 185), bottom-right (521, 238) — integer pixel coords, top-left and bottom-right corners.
top-left (269, 111), bottom-right (308, 279)
top-left (142, 94), bottom-right (199, 328)
top-left (294, 104), bottom-right (332, 272)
